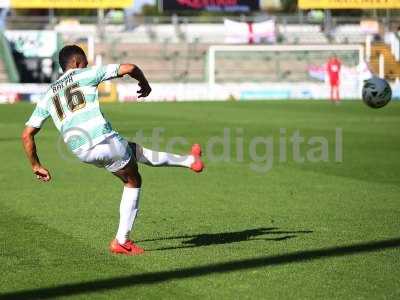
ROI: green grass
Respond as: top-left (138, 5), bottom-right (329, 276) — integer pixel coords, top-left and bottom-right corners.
top-left (0, 100), bottom-right (400, 299)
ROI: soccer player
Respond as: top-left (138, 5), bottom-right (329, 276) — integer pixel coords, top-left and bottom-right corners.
top-left (326, 54), bottom-right (341, 102)
top-left (21, 45), bottom-right (204, 256)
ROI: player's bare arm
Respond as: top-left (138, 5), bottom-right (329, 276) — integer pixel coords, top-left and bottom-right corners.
top-left (21, 126), bottom-right (51, 182)
top-left (118, 64), bottom-right (151, 98)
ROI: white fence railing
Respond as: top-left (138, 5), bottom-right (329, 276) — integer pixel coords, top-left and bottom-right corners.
top-left (391, 33), bottom-right (400, 61)
top-left (385, 32), bottom-right (400, 62)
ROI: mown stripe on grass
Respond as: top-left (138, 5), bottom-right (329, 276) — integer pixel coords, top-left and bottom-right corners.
top-left (1, 238), bottom-right (399, 300)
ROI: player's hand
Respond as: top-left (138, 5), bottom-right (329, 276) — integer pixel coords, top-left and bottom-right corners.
top-left (33, 165), bottom-right (51, 182)
top-left (137, 80), bottom-right (151, 98)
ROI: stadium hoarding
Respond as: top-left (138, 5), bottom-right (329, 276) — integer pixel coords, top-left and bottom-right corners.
top-left (2, 0), bottom-right (133, 8)
top-left (2, 81), bottom-right (400, 103)
top-left (116, 82), bottom-right (363, 101)
top-left (298, 0), bottom-right (400, 9)
top-left (0, 83), bottom-right (47, 103)
top-left (162, 0), bottom-right (260, 12)
top-left (0, 83), bottom-right (117, 103)
top-left (0, 0), bottom-right (9, 8)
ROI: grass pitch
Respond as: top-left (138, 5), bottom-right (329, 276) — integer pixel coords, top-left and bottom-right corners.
top-left (0, 100), bottom-right (399, 299)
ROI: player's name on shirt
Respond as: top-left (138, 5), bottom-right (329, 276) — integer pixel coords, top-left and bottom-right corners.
top-left (51, 71), bottom-right (75, 94)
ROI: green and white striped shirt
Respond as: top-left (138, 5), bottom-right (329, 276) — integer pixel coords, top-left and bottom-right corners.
top-left (26, 64), bottom-right (120, 153)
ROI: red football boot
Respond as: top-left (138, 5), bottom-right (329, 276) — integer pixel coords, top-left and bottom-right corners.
top-left (191, 143), bottom-right (202, 157)
top-left (109, 239), bottom-right (145, 256)
top-left (190, 144), bottom-right (204, 173)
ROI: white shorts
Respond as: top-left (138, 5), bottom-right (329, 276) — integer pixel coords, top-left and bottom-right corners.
top-left (75, 133), bottom-right (133, 172)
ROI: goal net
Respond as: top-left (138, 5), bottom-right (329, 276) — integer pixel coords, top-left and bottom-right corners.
top-left (207, 45), bottom-right (365, 85)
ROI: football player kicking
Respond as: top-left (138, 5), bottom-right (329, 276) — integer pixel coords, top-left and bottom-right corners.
top-left (21, 45), bottom-right (204, 256)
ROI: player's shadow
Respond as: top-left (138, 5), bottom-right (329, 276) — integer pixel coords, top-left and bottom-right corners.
top-left (138, 227), bottom-right (313, 251)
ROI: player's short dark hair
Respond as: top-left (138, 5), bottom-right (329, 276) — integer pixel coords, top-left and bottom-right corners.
top-left (58, 45), bottom-right (87, 72)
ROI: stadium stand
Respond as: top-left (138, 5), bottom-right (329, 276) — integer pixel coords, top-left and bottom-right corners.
top-left (1, 14), bottom-right (399, 83)
top-left (96, 42), bottom-right (207, 82)
top-left (333, 24), bottom-right (369, 44)
top-left (278, 24), bottom-right (328, 44)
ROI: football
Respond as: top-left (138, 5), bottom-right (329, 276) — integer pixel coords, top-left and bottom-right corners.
top-left (362, 77), bottom-right (392, 109)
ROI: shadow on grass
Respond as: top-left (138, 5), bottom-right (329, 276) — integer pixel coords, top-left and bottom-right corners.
top-left (1, 238), bottom-right (399, 300)
top-left (139, 227), bottom-right (313, 251)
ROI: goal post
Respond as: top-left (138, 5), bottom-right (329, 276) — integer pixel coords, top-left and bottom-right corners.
top-left (207, 44), bottom-right (365, 85)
